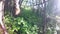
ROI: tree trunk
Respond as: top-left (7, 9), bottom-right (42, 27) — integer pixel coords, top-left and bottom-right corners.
top-left (42, 0), bottom-right (47, 34)
top-left (0, 0), bottom-right (8, 34)
top-left (13, 0), bottom-right (20, 16)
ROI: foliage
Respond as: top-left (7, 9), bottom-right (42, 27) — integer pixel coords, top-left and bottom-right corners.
top-left (4, 0), bottom-right (56, 34)
top-left (4, 8), bottom-right (39, 34)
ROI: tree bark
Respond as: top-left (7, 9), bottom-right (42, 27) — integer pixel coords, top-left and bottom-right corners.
top-left (0, 0), bottom-right (8, 34)
top-left (13, 0), bottom-right (23, 16)
top-left (13, 0), bottom-right (20, 16)
top-left (42, 0), bottom-right (47, 34)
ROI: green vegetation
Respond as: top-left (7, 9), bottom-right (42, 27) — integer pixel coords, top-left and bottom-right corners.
top-left (4, 0), bottom-right (56, 34)
top-left (4, 8), bottom-right (40, 34)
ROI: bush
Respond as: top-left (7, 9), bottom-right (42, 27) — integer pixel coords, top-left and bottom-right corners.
top-left (4, 8), bottom-right (39, 34)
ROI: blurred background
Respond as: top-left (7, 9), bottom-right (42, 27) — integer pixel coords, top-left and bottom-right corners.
top-left (0, 0), bottom-right (60, 34)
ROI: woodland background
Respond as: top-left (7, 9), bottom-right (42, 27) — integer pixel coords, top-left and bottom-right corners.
top-left (0, 0), bottom-right (59, 34)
